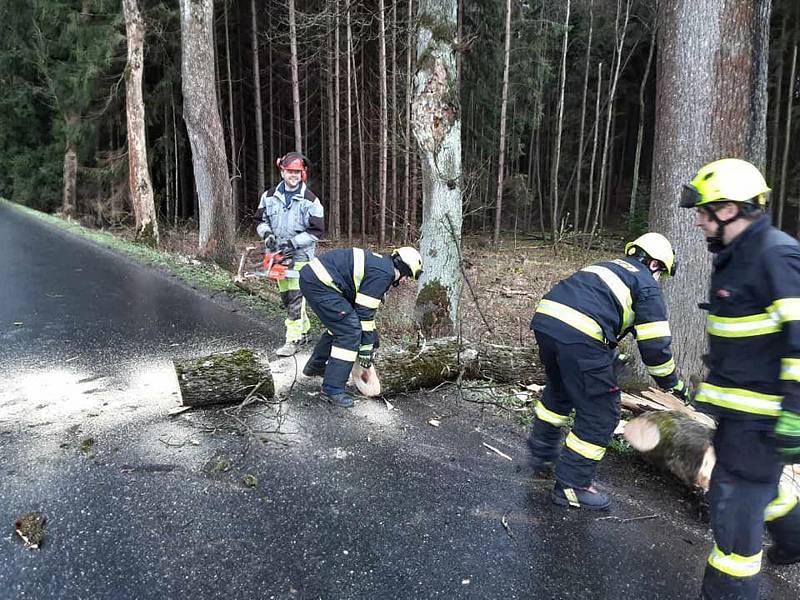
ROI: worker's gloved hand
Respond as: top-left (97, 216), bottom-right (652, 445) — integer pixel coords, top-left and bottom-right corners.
top-left (263, 234), bottom-right (277, 252)
top-left (668, 379), bottom-right (690, 403)
top-left (279, 240), bottom-right (296, 257)
top-left (774, 409), bottom-right (800, 463)
top-left (358, 348), bottom-right (373, 369)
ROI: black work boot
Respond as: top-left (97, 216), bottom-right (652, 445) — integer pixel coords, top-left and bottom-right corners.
top-left (551, 481), bottom-right (611, 510)
top-left (303, 361), bottom-right (326, 377)
top-left (530, 457), bottom-right (555, 478)
top-left (767, 544), bottom-right (800, 566)
top-left (320, 391), bottom-right (354, 408)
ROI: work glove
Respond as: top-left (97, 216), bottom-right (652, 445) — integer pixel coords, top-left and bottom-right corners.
top-left (263, 233), bottom-right (277, 252)
top-left (774, 409), bottom-right (800, 463)
top-left (358, 347), bottom-right (373, 369)
top-left (668, 379), bottom-right (690, 403)
top-left (279, 239), bottom-right (296, 257)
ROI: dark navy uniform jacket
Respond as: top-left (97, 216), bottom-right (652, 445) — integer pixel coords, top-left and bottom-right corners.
top-left (306, 248), bottom-right (396, 351)
top-left (531, 256), bottom-right (679, 390)
top-left (695, 215), bottom-right (800, 421)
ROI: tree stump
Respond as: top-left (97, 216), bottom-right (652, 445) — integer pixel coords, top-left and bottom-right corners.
top-left (173, 349), bottom-right (274, 407)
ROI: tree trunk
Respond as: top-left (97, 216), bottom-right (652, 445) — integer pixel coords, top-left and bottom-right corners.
top-left (288, 0), bottom-right (303, 153)
top-left (550, 0), bottom-right (570, 242)
top-left (583, 62), bottom-right (602, 234)
top-left (390, 0), bottom-right (398, 242)
top-left (403, 0), bottom-right (415, 243)
top-left (575, 0), bottom-right (593, 232)
top-left (493, 0), bottom-right (512, 245)
top-left (411, 0), bottom-right (463, 336)
top-left (179, 0), bottom-right (236, 266)
top-left (333, 3), bottom-right (342, 239)
top-left (779, 44), bottom-right (796, 230)
top-left (346, 0), bottom-right (354, 242)
top-left (122, 0), bottom-right (158, 246)
top-left (223, 0), bottom-right (239, 225)
top-left (378, 0), bottom-right (389, 247)
top-left (649, 0), bottom-right (771, 380)
top-left (174, 349), bottom-right (274, 407)
top-left (250, 0), bottom-right (265, 194)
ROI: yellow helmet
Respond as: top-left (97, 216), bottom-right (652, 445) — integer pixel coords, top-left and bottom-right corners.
top-left (680, 158), bottom-right (770, 209)
top-left (624, 232), bottom-right (676, 277)
top-left (391, 247), bottom-right (423, 280)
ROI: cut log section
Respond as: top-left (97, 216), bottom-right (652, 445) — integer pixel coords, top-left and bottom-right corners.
top-left (350, 363), bottom-right (381, 397)
top-left (173, 349), bottom-right (274, 407)
top-left (624, 410), bottom-right (715, 490)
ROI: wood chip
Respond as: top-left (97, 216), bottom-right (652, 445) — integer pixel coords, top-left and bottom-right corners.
top-left (483, 442), bottom-right (512, 461)
top-left (428, 419), bottom-right (441, 427)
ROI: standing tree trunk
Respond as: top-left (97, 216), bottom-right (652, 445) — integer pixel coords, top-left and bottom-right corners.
top-left (403, 0), bottom-right (415, 242)
top-left (288, 0), bottom-right (303, 153)
top-left (122, 0), bottom-right (158, 246)
top-left (649, 0), bottom-right (771, 379)
top-left (223, 0), bottom-right (239, 224)
top-left (493, 0), bottom-right (512, 245)
top-left (62, 134), bottom-right (78, 218)
top-left (575, 0), bottom-right (593, 233)
top-left (779, 45), bottom-right (796, 230)
top-left (550, 0), bottom-right (570, 242)
top-left (378, 0), bottom-right (389, 247)
top-left (179, 0), bottom-right (236, 266)
top-left (346, 0), bottom-right (354, 241)
top-left (250, 0), bottom-right (265, 193)
top-left (411, 0), bottom-right (462, 336)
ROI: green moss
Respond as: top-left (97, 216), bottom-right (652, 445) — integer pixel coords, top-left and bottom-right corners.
top-left (414, 280), bottom-right (453, 337)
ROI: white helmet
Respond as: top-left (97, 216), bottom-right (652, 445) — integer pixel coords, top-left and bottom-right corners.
top-left (391, 247), bottom-right (423, 280)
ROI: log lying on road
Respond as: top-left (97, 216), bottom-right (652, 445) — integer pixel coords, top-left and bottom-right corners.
top-left (173, 349), bottom-right (274, 407)
top-left (375, 337), bottom-right (544, 394)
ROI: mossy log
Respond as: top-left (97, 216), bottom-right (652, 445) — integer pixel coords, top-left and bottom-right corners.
top-left (376, 337), bottom-right (544, 394)
top-left (173, 349), bottom-right (274, 407)
top-left (624, 410), bottom-right (715, 490)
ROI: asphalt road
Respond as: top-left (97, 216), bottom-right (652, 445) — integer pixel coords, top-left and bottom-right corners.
top-left (1, 201), bottom-right (798, 599)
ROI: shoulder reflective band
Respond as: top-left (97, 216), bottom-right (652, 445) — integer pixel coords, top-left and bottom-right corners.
top-left (360, 320), bottom-right (376, 331)
top-left (707, 312), bottom-right (780, 338)
top-left (635, 321), bottom-right (671, 341)
top-left (646, 357), bottom-right (675, 377)
top-left (308, 258), bottom-right (341, 293)
top-left (769, 298), bottom-right (800, 323)
top-left (581, 265), bottom-right (635, 330)
top-left (764, 485), bottom-right (799, 522)
top-left (694, 383), bottom-right (782, 417)
top-left (780, 358), bottom-right (800, 382)
top-left (330, 346), bottom-right (358, 362)
top-left (707, 545), bottom-right (762, 578)
top-left (535, 299), bottom-right (605, 343)
top-left (355, 293), bottom-right (381, 308)
top-left (565, 432), bottom-right (606, 461)
top-left (352, 248), bottom-right (365, 292)
top-left (534, 400), bottom-right (570, 427)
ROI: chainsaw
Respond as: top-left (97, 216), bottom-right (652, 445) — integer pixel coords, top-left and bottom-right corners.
top-left (235, 246), bottom-right (299, 282)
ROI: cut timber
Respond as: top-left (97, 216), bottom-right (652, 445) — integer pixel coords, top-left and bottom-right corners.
top-left (350, 364), bottom-right (381, 397)
top-left (173, 349), bottom-right (274, 407)
top-left (624, 410), bottom-right (715, 490)
top-left (375, 337), bottom-right (544, 394)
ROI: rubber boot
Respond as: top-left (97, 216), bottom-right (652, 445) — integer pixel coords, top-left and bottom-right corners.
top-left (551, 481), bottom-right (611, 510)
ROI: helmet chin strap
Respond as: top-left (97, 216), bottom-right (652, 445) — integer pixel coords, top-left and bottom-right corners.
top-left (703, 206), bottom-right (742, 253)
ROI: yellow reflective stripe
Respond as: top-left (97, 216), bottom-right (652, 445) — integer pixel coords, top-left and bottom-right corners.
top-left (581, 265), bottom-right (635, 330)
top-left (707, 545), bottom-right (762, 578)
top-left (360, 320), bottom-right (376, 331)
top-left (330, 346), bottom-right (358, 362)
top-left (565, 432), bottom-right (606, 461)
top-left (308, 259), bottom-right (341, 293)
top-left (535, 299), bottom-right (605, 343)
top-left (707, 312), bottom-right (780, 338)
top-left (780, 358), bottom-right (800, 382)
top-left (769, 298), bottom-right (800, 323)
top-left (352, 248), bottom-right (365, 292)
top-left (765, 485), bottom-right (799, 522)
top-left (563, 488), bottom-right (581, 508)
top-left (355, 293), bottom-right (381, 309)
top-left (534, 400), bottom-right (570, 427)
top-left (359, 344), bottom-right (373, 352)
top-left (646, 357), bottom-right (675, 377)
top-left (635, 321), bottom-right (671, 341)
top-left (694, 383), bottom-right (783, 417)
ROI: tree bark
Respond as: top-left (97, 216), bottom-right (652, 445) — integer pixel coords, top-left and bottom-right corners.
top-left (288, 0), bottom-right (303, 153)
top-left (223, 0), bottom-right (240, 224)
top-left (649, 0), bottom-right (771, 380)
top-left (179, 0), bottom-right (236, 266)
top-left (122, 0), bottom-right (158, 246)
top-left (62, 137), bottom-right (78, 217)
top-left (411, 0), bottom-right (463, 336)
top-left (779, 44), bottom-right (796, 230)
top-left (250, 0), bottom-right (265, 193)
top-left (378, 0), bottom-right (389, 247)
top-left (550, 0), bottom-right (570, 242)
top-left (574, 0), bottom-right (593, 232)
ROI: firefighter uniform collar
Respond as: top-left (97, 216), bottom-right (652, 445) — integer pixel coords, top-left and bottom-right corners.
top-left (714, 214), bottom-right (771, 269)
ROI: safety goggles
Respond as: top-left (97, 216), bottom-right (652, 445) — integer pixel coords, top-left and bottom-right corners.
top-left (680, 184), bottom-right (702, 208)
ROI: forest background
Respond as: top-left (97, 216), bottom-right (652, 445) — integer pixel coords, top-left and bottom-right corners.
top-left (0, 0), bottom-right (798, 381)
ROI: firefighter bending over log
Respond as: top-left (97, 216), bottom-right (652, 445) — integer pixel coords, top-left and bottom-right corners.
top-left (529, 233), bottom-right (688, 510)
top-left (299, 247), bottom-right (423, 408)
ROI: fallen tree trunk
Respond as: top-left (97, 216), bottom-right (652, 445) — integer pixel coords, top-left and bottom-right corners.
top-left (375, 337), bottom-right (544, 394)
top-left (624, 410), bottom-right (715, 490)
top-left (173, 349), bottom-right (274, 407)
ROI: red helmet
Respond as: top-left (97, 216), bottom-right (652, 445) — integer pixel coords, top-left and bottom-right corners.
top-left (276, 152), bottom-right (308, 182)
